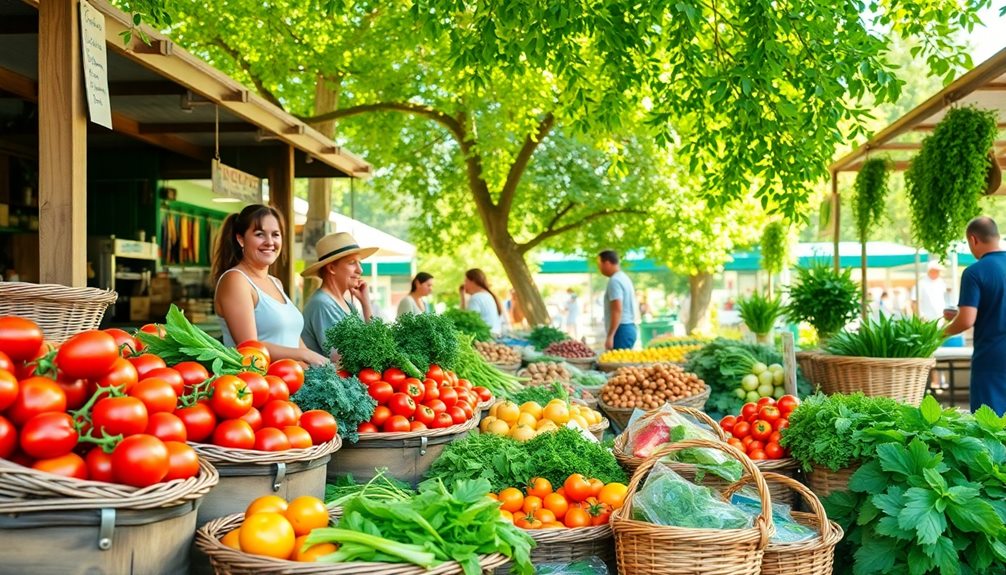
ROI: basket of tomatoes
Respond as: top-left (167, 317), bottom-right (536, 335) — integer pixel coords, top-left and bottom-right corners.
top-left (327, 365), bottom-right (485, 487)
top-left (0, 281), bottom-right (117, 343)
top-left (718, 395), bottom-right (801, 505)
top-left (489, 474), bottom-right (627, 574)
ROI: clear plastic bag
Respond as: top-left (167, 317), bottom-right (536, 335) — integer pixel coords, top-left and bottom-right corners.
top-left (535, 557), bottom-right (610, 575)
top-left (731, 488), bottom-right (817, 543)
top-left (625, 404), bottom-right (742, 482)
top-left (632, 463), bottom-right (753, 529)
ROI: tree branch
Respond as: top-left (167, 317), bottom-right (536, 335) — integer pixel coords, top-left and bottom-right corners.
top-left (543, 202), bottom-right (576, 233)
top-left (498, 112), bottom-right (555, 218)
top-left (300, 101), bottom-right (464, 142)
top-left (518, 207), bottom-right (647, 254)
top-left (210, 38), bottom-right (284, 109)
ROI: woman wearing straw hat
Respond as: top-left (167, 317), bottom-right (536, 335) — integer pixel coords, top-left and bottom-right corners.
top-left (301, 231), bottom-right (379, 356)
top-left (212, 204), bottom-right (328, 366)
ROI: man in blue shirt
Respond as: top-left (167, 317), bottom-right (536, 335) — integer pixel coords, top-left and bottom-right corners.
top-left (944, 216), bottom-right (1006, 414)
top-left (598, 250), bottom-right (638, 350)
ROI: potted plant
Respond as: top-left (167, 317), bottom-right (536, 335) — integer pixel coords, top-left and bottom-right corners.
top-left (784, 261), bottom-right (860, 345)
top-left (736, 292), bottom-right (783, 344)
top-left (852, 157), bottom-right (890, 316)
top-left (760, 221), bottom-right (789, 297)
top-left (905, 106), bottom-right (999, 257)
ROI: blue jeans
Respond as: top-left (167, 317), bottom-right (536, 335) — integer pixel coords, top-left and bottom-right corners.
top-left (613, 323), bottom-right (638, 350)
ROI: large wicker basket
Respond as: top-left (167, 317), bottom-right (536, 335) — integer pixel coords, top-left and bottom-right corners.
top-left (493, 524), bottom-right (613, 575)
top-left (598, 385), bottom-right (711, 429)
top-left (196, 508), bottom-right (510, 574)
top-left (724, 472), bottom-right (843, 575)
top-left (794, 351), bottom-right (820, 386)
top-left (0, 281), bottom-right (117, 342)
top-left (807, 463), bottom-right (860, 499)
top-left (813, 354), bottom-right (935, 405)
top-left (611, 439), bottom-right (774, 575)
top-left (612, 405), bottom-right (727, 474)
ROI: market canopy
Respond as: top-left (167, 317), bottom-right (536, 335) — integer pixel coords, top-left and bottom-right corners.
top-left (292, 198), bottom-right (416, 260)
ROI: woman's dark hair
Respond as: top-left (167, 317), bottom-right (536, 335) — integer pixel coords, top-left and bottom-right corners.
top-left (465, 268), bottom-right (502, 315)
top-left (211, 204), bottom-right (285, 284)
top-left (410, 272), bottom-right (434, 294)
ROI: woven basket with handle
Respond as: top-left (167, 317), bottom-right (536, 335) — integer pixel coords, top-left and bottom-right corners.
top-left (794, 351), bottom-right (819, 386)
top-left (191, 437), bottom-right (341, 466)
top-left (807, 463), bottom-right (861, 499)
top-left (723, 472), bottom-right (844, 575)
top-left (611, 439), bottom-right (774, 575)
top-left (493, 524), bottom-right (613, 575)
top-left (613, 405), bottom-right (726, 473)
top-left (0, 281), bottom-right (117, 343)
top-left (813, 354), bottom-right (934, 405)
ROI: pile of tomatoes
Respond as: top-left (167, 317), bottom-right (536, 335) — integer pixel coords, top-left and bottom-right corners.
top-left (220, 494), bottom-right (334, 561)
top-left (718, 395), bottom-right (800, 461)
top-left (0, 316), bottom-right (337, 488)
top-left (489, 474), bottom-right (628, 530)
top-left (355, 364), bottom-right (492, 433)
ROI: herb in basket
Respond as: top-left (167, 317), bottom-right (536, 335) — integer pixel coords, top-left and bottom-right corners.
top-left (324, 315), bottom-right (423, 378)
top-left (454, 333), bottom-right (525, 398)
top-left (133, 304), bottom-right (245, 374)
top-left (291, 365), bottom-right (376, 443)
top-left (527, 325), bottom-right (569, 351)
top-left (509, 382), bottom-right (569, 406)
top-left (443, 308), bottom-right (492, 342)
top-left (784, 261), bottom-right (860, 342)
top-left (824, 314), bottom-right (945, 358)
top-left (325, 468), bottom-right (416, 507)
top-left (306, 478), bottom-right (534, 575)
top-left (736, 293), bottom-right (784, 337)
top-left (392, 312), bottom-right (459, 371)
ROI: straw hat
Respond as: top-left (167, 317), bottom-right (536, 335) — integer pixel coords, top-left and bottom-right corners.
top-left (301, 232), bottom-right (378, 277)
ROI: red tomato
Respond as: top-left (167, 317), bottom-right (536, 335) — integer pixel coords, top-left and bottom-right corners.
top-left (358, 369), bottom-right (382, 385)
top-left (756, 397), bottom-right (776, 408)
top-left (85, 447), bottom-right (115, 482)
top-left (138, 323), bottom-right (166, 338)
top-left (433, 412), bottom-right (454, 428)
top-left (748, 440), bottom-right (765, 452)
top-left (283, 426), bottom-right (313, 448)
top-left (425, 399), bottom-right (447, 415)
top-left (264, 375), bottom-right (290, 402)
top-left (741, 436), bottom-right (754, 448)
top-left (368, 381), bottom-right (394, 404)
top-left (213, 419), bottom-right (256, 449)
top-left (96, 357), bottom-right (139, 391)
top-left (459, 403), bottom-right (474, 421)
top-left (425, 365), bottom-right (444, 384)
top-left (410, 421), bottom-right (427, 431)
top-left (0, 369), bottom-right (16, 412)
top-left (758, 405), bottom-right (781, 423)
top-left (19, 412), bottom-right (78, 459)
top-left (768, 431), bottom-right (782, 445)
top-left (175, 402), bottom-right (217, 443)
top-left (129, 378), bottom-right (178, 414)
top-left (382, 368), bottom-right (406, 386)
top-left (144, 368), bottom-right (185, 397)
top-left (57, 377), bottom-right (90, 411)
top-left (383, 415), bottom-right (411, 433)
top-left (740, 403), bottom-right (759, 421)
top-left (447, 406), bottom-right (467, 425)
top-left (33, 452), bottom-right (87, 479)
top-left (267, 360), bottom-right (305, 395)
top-left (0, 351), bottom-right (12, 373)
top-left (112, 434), bottom-right (169, 487)
top-left (56, 330), bottom-right (118, 380)
top-left (774, 418), bottom-right (790, 431)
top-left (103, 328), bottom-right (138, 357)
top-left (765, 442), bottom-right (784, 459)
top-left (260, 400), bottom-right (298, 429)
top-left (237, 372), bottom-right (270, 408)
top-left (473, 386), bottom-right (492, 403)
top-left (423, 379), bottom-right (440, 402)
top-left (0, 416), bottom-right (17, 459)
top-left (748, 449), bottom-right (767, 461)
top-left (727, 437), bottom-right (744, 451)
top-left (298, 410), bottom-right (337, 444)
top-left (146, 412), bottom-right (188, 442)
top-left (163, 441), bottom-right (200, 481)
top-left (439, 387), bottom-right (458, 408)
top-left (237, 340), bottom-right (271, 361)
top-left (174, 361), bottom-right (211, 390)
top-left (210, 375), bottom-right (253, 419)
top-left (750, 420), bottom-right (773, 441)
top-left (357, 422), bottom-right (378, 433)
top-left (388, 393), bottom-right (417, 418)
top-left (777, 395), bottom-right (800, 415)
top-left (254, 427), bottom-right (291, 451)
top-left (239, 406), bottom-right (264, 431)
top-left (370, 405), bottom-right (392, 426)
top-left (731, 421), bottom-right (751, 439)
top-left (8, 377), bottom-right (66, 426)
top-left (0, 316), bottom-right (45, 362)
top-left (238, 347), bottom-right (270, 371)
top-left (92, 396), bottom-right (149, 437)
top-left (399, 378), bottom-right (424, 402)
top-left (719, 415), bottom-right (737, 432)
top-left (127, 354), bottom-right (167, 379)
top-left (414, 405), bottom-right (436, 427)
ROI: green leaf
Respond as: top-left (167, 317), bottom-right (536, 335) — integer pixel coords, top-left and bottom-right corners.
top-left (946, 498), bottom-right (1003, 534)
top-left (878, 442), bottom-right (916, 477)
top-left (898, 487), bottom-right (948, 545)
top-left (873, 485), bottom-right (906, 517)
top-left (853, 535), bottom-right (899, 575)
top-left (850, 459), bottom-right (889, 494)
top-left (975, 406), bottom-right (1006, 432)
top-left (924, 535), bottom-right (960, 575)
top-left (920, 395), bottom-right (942, 424)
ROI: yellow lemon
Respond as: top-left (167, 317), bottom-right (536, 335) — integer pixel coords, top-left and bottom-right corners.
top-left (519, 401), bottom-right (543, 419)
top-left (510, 424), bottom-right (536, 442)
top-left (480, 415), bottom-right (499, 433)
top-left (496, 401), bottom-right (521, 424)
top-left (517, 412), bottom-right (538, 428)
top-left (543, 402), bottom-right (570, 425)
top-left (487, 419), bottom-right (512, 436)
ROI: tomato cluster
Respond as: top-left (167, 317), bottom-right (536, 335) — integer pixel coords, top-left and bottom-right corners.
top-left (490, 474), bottom-right (628, 530)
top-left (718, 395), bottom-right (800, 461)
top-left (355, 364), bottom-right (492, 433)
top-left (220, 495), bottom-right (334, 562)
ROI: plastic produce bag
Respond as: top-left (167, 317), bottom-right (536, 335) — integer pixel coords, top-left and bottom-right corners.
top-left (633, 463), bottom-right (752, 529)
top-left (625, 405), bottom-right (742, 482)
top-left (731, 489), bottom-right (817, 544)
top-left (535, 557), bottom-right (610, 575)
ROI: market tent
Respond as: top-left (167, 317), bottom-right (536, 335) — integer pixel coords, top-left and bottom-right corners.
top-left (292, 198), bottom-right (415, 260)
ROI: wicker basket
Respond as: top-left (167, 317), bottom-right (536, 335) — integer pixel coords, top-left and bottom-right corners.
top-left (794, 351), bottom-right (819, 386)
top-left (588, 417), bottom-right (610, 441)
top-left (813, 354), bottom-right (935, 405)
top-left (0, 281), bottom-right (117, 343)
top-left (196, 509), bottom-right (510, 574)
top-left (723, 472), bottom-right (844, 575)
top-left (752, 458), bottom-right (800, 506)
top-left (611, 439), bottom-right (774, 575)
top-left (493, 524), bottom-right (613, 575)
top-left (492, 361), bottom-right (523, 375)
top-left (564, 355), bottom-right (598, 370)
top-left (807, 463), bottom-right (860, 499)
top-left (598, 385), bottom-right (711, 429)
top-left (612, 405), bottom-right (727, 474)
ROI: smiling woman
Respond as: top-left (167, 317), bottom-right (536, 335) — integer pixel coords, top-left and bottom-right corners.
top-left (212, 204), bottom-right (327, 366)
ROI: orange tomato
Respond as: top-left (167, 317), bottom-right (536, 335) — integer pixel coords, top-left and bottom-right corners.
top-left (768, 431), bottom-right (782, 445)
top-left (588, 478), bottom-right (604, 497)
top-left (522, 495), bottom-right (543, 515)
top-left (727, 437), bottom-right (744, 451)
top-left (732, 421), bottom-right (751, 439)
top-left (499, 487), bottom-right (524, 513)
top-left (527, 476), bottom-right (553, 499)
top-left (540, 521), bottom-right (566, 529)
top-left (563, 473), bottom-right (593, 502)
top-left (284, 496), bottom-right (329, 536)
top-left (534, 508), bottom-right (557, 523)
top-left (238, 347), bottom-right (270, 371)
top-left (563, 507), bottom-right (591, 528)
top-left (239, 512), bottom-right (296, 559)
top-left (597, 482), bottom-right (628, 510)
top-left (291, 534), bottom-right (338, 562)
top-left (515, 516), bottom-right (543, 529)
top-left (741, 436), bottom-right (754, 448)
top-left (221, 528), bottom-right (242, 550)
top-left (543, 492), bottom-right (570, 520)
top-left (750, 420), bottom-right (773, 441)
top-left (486, 493), bottom-right (499, 501)
top-left (246, 495), bottom-right (288, 516)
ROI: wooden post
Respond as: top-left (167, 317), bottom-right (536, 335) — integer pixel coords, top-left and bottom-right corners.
top-left (268, 144), bottom-right (296, 297)
top-left (782, 331), bottom-right (798, 396)
top-left (39, 0), bottom-right (88, 286)
top-left (861, 240), bottom-right (869, 319)
top-left (831, 170), bottom-right (840, 272)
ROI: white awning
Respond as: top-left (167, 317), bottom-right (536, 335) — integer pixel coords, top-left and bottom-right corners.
top-left (293, 198), bottom-right (415, 259)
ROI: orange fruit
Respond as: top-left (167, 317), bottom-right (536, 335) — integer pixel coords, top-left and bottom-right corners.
top-left (245, 495), bottom-right (289, 516)
top-left (291, 534), bottom-right (338, 562)
top-left (284, 496), bottom-right (330, 536)
top-left (239, 512), bottom-right (296, 559)
top-left (221, 528), bottom-right (241, 551)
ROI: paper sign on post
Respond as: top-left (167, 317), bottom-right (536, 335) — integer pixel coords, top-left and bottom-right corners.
top-left (79, 0), bottom-right (113, 130)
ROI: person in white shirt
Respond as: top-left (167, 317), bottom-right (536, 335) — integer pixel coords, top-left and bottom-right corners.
top-left (397, 272), bottom-right (434, 317)
top-left (459, 268), bottom-right (503, 336)
top-left (913, 260), bottom-right (948, 321)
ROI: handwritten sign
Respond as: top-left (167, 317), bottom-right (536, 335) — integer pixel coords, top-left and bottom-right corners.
top-left (79, 0), bottom-right (112, 129)
top-left (212, 159), bottom-right (263, 204)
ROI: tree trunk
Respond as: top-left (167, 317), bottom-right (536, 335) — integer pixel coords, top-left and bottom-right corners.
top-left (303, 75), bottom-right (340, 302)
top-left (485, 228), bottom-right (551, 327)
top-left (686, 272), bottom-right (713, 334)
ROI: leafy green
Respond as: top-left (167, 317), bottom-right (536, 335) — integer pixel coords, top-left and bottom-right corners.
top-left (324, 315), bottom-right (423, 378)
top-left (853, 157), bottom-right (891, 242)
top-left (785, 261), bottom-right (860, 342)
top-left (632, 467), bottom-right (750, 529)
top-left (509, 382), bottom-right (569, 405)
top-left (392, 312), bottom-right (459, 371)
top-left (325, 469), bottom-right (416, 507)
top-left (306, 478), bottom-right (534, 575)
top-left (737, 293), bottom-right (784, 336)
top-left (453, 334), bottom-right (524, 398)
top-left (825, 314), bottom-right (946, 358)
top-left (442, 308), bottom-right (492, 342)
top-left (133, 304), bottom-right (246, 374)
top-left (527, 325), bottom-right (568, 351)
top-left (521, 427), bottom-right (628, 488)
top-left (292, 365), bottom-right (376, 443)
top-left (760, 221), bottom-right (789, 276)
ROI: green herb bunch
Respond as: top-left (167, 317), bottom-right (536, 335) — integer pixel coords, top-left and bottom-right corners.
top-left (292, 365), bottom-right (376, 443)
top-left (825, 314), bottom-right (945, 358)
top-left (442, 308), bottom-right (492, 342)
top-left (392, 312), bottom-right (459, 371)
top-left (134, 305), bottom-right (246, 374)
top-left (852, 157), bottom-right (890, 241)
top-left (826, 398), bottom-right (1006, 575)
top-left (325, 315), bottom-right (423, 378)
top-left (453, 333), bottom-right (524, 397)
top-left (736, 293), bottom-right (784, 336)
top-left (906, 106), bottom-right (998, 257)
top-left (528, 325), bottom-right (569, 351)
top-left (779, 392), bottom-right (901, 472)
top-left (325, 469), bottom-right (416, 507)
top-left (785, 261), bottom-right (860, 342)
top-left (760, 221), bottom-right (789, 275)
top-left (509, 381), bottom-right (569, 406)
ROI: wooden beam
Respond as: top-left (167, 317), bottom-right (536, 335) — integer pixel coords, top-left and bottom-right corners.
top-left (138, 122), bottom-right (256, 134)
top-left (831, 171), bottom-right (840, 272)
top-left (872, 140), bottom-right (1006, 151)
top-left (844, 160), bottom-right (912, 172)
top-left (267, 145), bottom-right (296, 296)
top-left (913, 122), bottom-right (1006, 132)
top-left (0, 66), bottom-right (37, 100)
top-left (38, 0), bottom-right (87, 286)
top-left (110, 113), bottom-right (209, 160)
top-left (976, 82), bottom-right (1006, 91)
top-left (108, 81), bottom-right (186, 96)
top-left (0, 15), bottom-right (38, 34)
top-left (131, 39), bottom-right (173, 56)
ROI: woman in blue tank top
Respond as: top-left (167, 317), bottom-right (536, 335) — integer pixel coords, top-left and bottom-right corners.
top-left (212, 204), bottom-right (327, 366)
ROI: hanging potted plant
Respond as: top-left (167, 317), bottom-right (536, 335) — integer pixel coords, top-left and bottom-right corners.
top-left (852, 157), bottom-right (891, 316)
top-left (905, 106), bottom-right (999, 258)
top-left (760, 221), bottom-right (789, 297)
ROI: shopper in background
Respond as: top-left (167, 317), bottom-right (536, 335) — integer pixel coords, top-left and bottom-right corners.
top-left (398, 272), bottom-right (435, 317)
top-left (212, 204), bottom-right (327, 366)
top-left (598, 249), bottom-right (638, 350)
top-left (944, 216), bottom-right (1006, 415)
top-left (563, 288), bottom-right (580, 338)
top-left (913, 260), bottom-right (948, 320)
top-left (460, 268), bottom-right (503, 336)
top-left (300, 231), bottom-right (379, 356)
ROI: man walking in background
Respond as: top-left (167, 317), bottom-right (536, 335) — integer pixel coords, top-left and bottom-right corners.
top-left (944, 216), bottom-right (1006, 415)
top-left (598, 250), bottom-right (638, 350)
top-left (913, 260), bottom-right (948, 320)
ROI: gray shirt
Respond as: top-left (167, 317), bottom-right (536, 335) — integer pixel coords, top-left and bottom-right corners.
top-left (604, 270), bottom-right (637, 327)
top-left (302, 289), bottom-right (358, 355)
